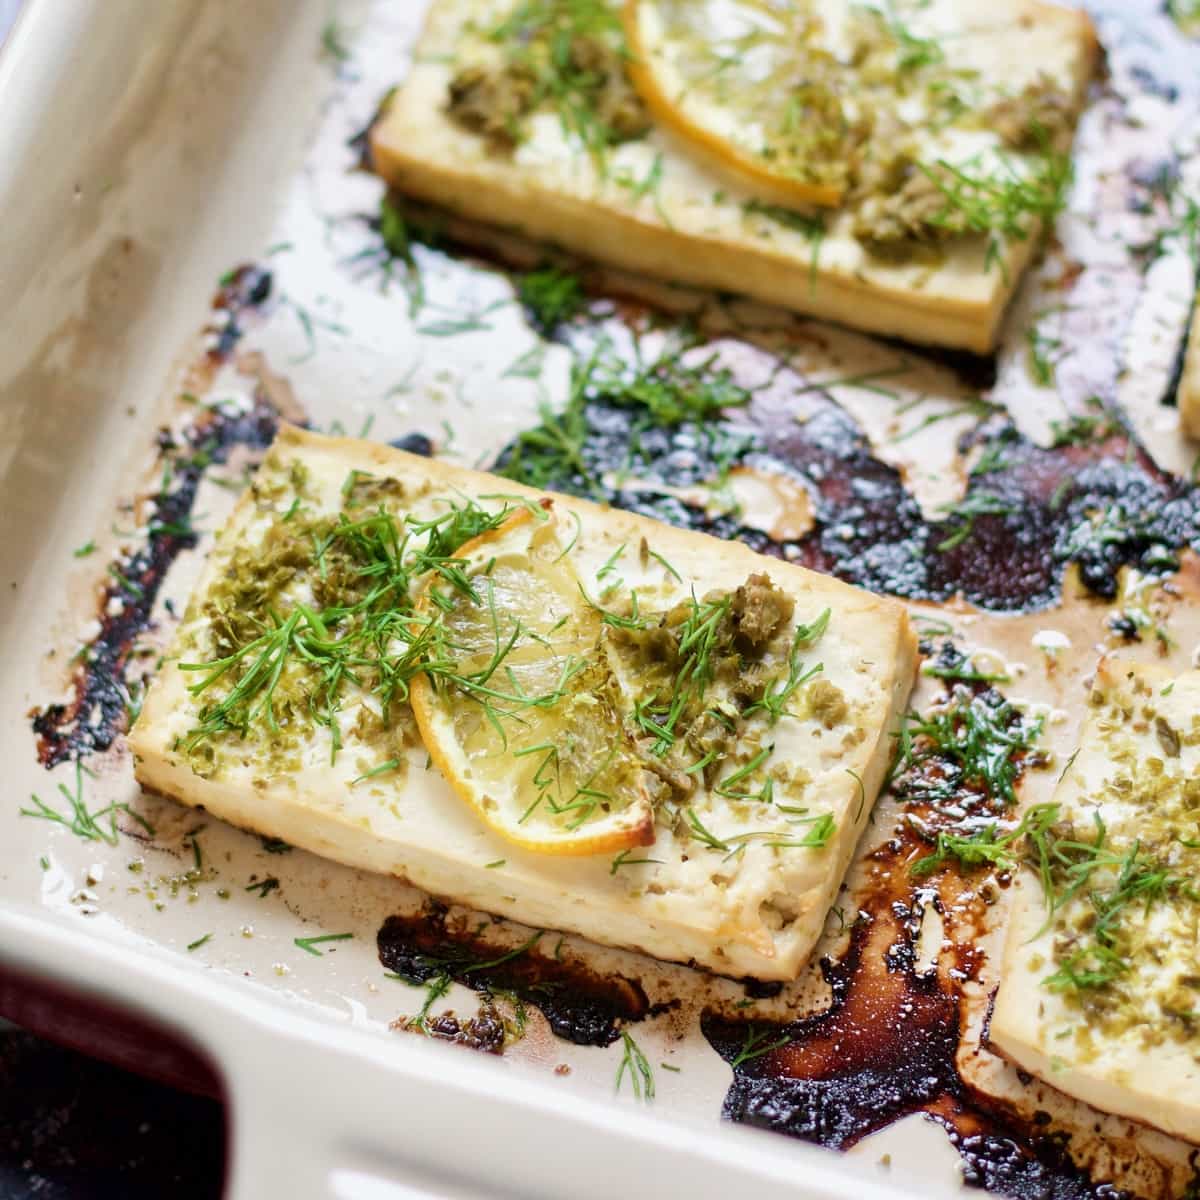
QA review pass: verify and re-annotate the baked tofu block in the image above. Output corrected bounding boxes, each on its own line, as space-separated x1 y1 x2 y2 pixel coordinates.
131 425 917 980
992 660 1200 1142
372 0 1097 352
1180 291 1200 441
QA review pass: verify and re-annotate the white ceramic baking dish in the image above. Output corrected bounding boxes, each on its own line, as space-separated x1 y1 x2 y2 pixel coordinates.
1 3 1196 1198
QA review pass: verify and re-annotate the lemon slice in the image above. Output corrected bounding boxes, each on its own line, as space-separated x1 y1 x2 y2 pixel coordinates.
410 504 656 856
624 0 852 208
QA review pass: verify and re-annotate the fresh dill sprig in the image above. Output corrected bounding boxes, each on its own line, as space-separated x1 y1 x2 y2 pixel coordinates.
615 1030 655 1101
20 761 153 846
935 491 1018 552
516 265 587 335
891 687 1044 807
864 0 944 72
745 608 829 723
729 1023 792 1068
487 0 646 166
1027 813 1195 992
495 334 754 498
294 932 354 957
921 148 1072 269
910 803 1058 877
1047 398 1120 448
610 848 665 874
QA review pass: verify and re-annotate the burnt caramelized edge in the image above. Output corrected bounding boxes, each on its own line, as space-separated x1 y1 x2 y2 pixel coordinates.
699 666 1135 1199
31 267 281 768
378 906 667 1047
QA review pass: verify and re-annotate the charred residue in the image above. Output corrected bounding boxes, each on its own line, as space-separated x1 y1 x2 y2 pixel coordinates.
700 664 1128 1198
490 348 1199 611
378 907 662 1048
31 267 278 768
207 265 273 363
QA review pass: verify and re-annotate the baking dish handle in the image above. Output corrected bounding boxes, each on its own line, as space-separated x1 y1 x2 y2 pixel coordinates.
224 1081 467 1200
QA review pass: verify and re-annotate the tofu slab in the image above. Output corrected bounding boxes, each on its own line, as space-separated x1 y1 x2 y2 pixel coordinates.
131 426 917 980
1180 291 1200 441
991 660 1200 1142
372 0 1097 353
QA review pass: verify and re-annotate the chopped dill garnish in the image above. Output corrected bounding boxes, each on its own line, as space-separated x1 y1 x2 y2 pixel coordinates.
729 1023 792 1068
294 932 354 957
868 0 944 72
645 547 681 581
891 686 1044 808
615 1030 655 1101
935 491 1018 552
1047 398 1120 448
485 0 647 166
684 808 835 855
745 608 829 724
742 200 825 289
630 591 732 754
371 194 435 317
187 934 213 952
495 333 754 499
20 761 153 846
969 442 1012 478
910 803 1058 877
596 542 626 582
516 265 587 335
388 931 545 1033
320 17 350 65
610 848 665 874
1025 319 1062 387
1027 813 1197 992
922 654 1010 685
350 759 401 786
920 148 1073 269
177 494 521 760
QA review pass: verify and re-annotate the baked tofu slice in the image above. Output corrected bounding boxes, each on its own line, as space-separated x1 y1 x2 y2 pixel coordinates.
991 660 1200 1142
131 426 917 980
372 0 1097 353
1180 291 1200 441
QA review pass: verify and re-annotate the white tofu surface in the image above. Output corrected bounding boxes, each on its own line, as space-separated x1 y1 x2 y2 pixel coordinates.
131 425 917 980
372 0 1096 352
992 659 1200 1142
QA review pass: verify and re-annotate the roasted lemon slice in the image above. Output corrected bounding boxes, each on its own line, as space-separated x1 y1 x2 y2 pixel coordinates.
624 0 853 208
410 504 656 856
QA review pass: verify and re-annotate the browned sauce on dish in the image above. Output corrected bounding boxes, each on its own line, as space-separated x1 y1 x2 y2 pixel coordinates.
378 905 667 1048
30 268 279 768
701 725 1123 1199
